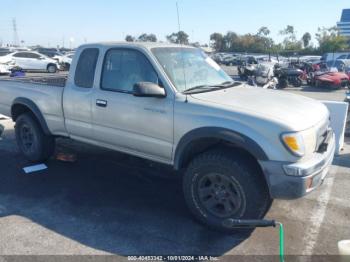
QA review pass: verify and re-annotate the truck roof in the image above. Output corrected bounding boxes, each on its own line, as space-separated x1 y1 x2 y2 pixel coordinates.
78 41 195 51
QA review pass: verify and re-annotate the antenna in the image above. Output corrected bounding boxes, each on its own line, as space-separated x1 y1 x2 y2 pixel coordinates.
12 18 19 47
176 2 181 33
176 2 188 101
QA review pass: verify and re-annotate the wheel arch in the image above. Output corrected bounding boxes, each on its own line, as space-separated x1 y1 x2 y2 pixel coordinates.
11 97 51 135
47 63 57 71
173 127 269 170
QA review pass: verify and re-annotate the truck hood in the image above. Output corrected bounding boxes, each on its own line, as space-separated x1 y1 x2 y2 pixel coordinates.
190 86 328 131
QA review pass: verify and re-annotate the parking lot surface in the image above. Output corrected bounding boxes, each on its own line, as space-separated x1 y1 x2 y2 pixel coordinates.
0 70 349 258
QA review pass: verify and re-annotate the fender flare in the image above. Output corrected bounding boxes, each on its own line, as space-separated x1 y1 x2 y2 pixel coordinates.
173 127 269 170
11 97 51 135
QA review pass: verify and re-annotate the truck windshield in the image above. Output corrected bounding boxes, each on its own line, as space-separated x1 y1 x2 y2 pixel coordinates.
152 47 233 93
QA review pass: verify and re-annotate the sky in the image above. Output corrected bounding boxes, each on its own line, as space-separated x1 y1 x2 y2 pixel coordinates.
0 0 348 48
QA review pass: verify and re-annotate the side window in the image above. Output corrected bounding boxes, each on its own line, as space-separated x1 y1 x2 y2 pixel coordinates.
74 48 99 88
13 52 27 58
27 53 41 59
101 49 158 93
338 55 347 59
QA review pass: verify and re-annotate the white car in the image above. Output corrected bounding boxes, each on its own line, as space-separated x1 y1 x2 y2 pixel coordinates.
0 63 12 74
0 51 60 73
59 53 74 70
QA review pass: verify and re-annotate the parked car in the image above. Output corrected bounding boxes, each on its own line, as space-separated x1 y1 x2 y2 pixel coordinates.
299 56 322 62
345 90 350 103
238 63 256 80
274 64 304 88
211 53 233 64
0 63 12 75
221 55 238 66
36 49 64 62
59 53 74 70
0 48 12 57
247 63 278 89
335 54 350 60
0 51 60 73
312 70 349 89
321 52 350 62
326 59 350 72
0 42 335 232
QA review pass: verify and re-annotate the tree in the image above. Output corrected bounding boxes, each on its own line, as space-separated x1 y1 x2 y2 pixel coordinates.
138 33 157 42
316 26 349 53
209 31 274 53
255 27 274 52
302 32 311 48
125 35 135 42
257 26 271 37
280 25 296 38
166 31 189 45
210 33 224 51
223 31 239 51
279 25 302 51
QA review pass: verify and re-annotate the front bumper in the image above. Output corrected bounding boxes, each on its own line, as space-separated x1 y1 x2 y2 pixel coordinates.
0 65 11 74
318 79 349 89
259 131 335 199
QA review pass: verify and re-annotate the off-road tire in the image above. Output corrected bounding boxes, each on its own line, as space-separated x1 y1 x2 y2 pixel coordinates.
15 113 55 163
183 149 272 233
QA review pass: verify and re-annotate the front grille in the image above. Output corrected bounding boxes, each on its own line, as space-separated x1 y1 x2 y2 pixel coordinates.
315 119 330 152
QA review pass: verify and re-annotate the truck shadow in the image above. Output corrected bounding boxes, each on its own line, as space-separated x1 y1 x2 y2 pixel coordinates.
0 137 249 256
300 86 340 92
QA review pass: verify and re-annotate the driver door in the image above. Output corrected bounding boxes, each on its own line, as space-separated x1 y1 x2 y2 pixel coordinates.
92 48 174 163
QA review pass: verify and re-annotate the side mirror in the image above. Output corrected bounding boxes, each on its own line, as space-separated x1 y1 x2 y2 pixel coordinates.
133 82 166 98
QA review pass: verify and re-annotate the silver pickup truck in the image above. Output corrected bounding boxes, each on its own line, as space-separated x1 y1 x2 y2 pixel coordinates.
0 42 335 232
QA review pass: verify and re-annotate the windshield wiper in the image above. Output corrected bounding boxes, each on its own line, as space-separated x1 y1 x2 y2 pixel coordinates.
182 85 215 94
183 81 237 94
219 81 235 86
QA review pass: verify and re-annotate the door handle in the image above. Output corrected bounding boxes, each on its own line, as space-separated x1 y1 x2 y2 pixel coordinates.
96 99 107 107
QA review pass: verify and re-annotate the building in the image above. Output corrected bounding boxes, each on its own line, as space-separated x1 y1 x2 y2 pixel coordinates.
337 9 350 37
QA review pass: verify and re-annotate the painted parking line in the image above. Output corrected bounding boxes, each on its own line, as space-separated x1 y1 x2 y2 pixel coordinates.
302 165 338 255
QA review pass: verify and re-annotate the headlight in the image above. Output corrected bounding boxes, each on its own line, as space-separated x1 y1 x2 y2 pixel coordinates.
281 132 305 157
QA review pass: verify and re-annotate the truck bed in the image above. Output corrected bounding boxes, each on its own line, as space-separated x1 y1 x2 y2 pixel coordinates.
0 74 68 136
0 74 68 87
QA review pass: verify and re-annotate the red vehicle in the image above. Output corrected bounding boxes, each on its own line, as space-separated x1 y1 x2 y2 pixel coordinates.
311 70 349 89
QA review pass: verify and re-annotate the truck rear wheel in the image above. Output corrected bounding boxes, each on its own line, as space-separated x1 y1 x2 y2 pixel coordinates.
15 113 55 163
183 149 272 233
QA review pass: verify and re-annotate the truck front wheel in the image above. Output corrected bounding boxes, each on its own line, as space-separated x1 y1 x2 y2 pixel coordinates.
183 149 272 233
15 113 55 163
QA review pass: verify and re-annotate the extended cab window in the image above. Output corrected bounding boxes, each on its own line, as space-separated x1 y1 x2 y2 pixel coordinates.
74 48 99 88
101 49 158 93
